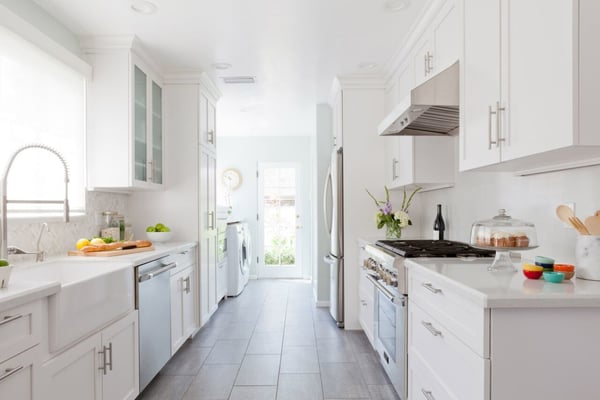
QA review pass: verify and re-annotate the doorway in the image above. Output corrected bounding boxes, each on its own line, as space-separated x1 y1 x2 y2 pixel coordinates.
257 162 303 278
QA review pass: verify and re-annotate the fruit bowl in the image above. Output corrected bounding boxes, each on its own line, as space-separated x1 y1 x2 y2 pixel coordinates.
146 231 173 242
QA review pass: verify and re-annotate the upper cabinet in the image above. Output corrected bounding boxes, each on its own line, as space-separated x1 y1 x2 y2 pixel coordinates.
413 0 459 86
199 93 217 153
460 0 600 174
83 36 164 191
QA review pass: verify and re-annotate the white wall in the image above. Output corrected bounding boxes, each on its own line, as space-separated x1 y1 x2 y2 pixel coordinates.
217 136 313 279
410 137 600 264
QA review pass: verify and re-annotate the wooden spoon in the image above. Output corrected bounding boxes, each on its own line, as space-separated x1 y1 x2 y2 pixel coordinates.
585 214 600 235
556 205 589 234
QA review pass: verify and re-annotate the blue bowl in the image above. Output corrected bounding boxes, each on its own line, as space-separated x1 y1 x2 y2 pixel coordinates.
543 271 565 283
535 255 555 271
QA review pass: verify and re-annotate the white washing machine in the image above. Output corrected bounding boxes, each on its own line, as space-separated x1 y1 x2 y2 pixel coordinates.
226 222 251 296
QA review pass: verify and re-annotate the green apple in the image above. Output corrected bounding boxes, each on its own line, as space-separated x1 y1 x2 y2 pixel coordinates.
146 226 156 232
0 259 9 267
161 226 171 232
155 223 165 230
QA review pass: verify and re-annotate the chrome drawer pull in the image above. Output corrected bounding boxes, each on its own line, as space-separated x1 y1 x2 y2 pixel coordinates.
98 342 113 375
0 314 23 326
421 388 436 400
421 283 442 294
422 321 442 337
0 366 24 382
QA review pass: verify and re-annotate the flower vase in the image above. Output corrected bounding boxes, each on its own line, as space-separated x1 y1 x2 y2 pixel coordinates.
386 224 402 239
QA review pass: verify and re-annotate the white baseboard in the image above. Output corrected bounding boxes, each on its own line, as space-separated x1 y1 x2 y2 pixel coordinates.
249 275 258 280
315 301 330 307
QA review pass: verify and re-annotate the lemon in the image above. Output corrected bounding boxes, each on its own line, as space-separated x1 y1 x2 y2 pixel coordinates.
76 238 90 250
90 238 105 246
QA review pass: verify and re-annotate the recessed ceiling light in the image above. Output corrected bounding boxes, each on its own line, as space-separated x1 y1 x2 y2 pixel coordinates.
212 63 232 71
131 0 157 15
358 62 378 70
222 76 256 84
383 0 410 12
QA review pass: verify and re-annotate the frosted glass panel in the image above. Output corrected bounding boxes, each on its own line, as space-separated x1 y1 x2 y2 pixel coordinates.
134 66 147 182
152 81 162 184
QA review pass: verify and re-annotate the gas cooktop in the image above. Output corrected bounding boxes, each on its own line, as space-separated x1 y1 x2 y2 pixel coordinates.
375 239 495 258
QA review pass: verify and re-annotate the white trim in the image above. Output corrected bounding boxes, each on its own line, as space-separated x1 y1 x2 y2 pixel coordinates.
515 157 600 177
0 5 91 78
163 70 222 101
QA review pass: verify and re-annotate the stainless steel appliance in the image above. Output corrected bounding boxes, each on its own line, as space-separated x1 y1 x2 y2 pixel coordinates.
378 62 459 136
136 256 177 392
363 240 494 399
323 147 344 327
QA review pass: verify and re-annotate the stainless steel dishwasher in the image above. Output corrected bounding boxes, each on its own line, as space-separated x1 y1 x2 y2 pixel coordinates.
136 256 176 392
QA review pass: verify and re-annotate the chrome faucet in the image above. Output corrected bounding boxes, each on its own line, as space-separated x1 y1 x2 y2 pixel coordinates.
0 144 70 260
7 222 49 262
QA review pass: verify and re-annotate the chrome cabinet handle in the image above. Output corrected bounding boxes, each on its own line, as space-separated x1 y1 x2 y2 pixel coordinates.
0 366 24 382
496 101 506 147
488 105 497 149
147 160 153 182
184 276 191 294
98 342 113 375
421 388 436 400
422 321 442 337
207 130 214 144
392 158 399 180
426 52 434 73
424 54 428 75
421 283 442 294
0 314 23 326
208 211 215 230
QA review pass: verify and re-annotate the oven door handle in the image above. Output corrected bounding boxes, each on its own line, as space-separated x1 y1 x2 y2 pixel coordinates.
366 274 398 303
138 262 177 282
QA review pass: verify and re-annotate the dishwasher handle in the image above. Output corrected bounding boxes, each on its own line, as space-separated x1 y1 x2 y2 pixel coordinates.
138 262 177 282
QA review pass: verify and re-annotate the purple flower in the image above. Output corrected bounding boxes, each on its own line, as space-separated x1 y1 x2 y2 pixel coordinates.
381 201 392 215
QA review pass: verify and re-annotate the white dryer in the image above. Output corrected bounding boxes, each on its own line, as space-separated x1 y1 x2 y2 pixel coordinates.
226 222 250 296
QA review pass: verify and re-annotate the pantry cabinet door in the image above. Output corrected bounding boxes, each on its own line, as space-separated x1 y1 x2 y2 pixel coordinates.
499 0 575 162
459 0 502 171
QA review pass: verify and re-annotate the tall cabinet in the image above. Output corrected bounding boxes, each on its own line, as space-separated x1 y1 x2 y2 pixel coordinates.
160 73 221 327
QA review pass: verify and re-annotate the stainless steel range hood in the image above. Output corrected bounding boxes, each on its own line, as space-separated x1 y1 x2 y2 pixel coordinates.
378 62 459 136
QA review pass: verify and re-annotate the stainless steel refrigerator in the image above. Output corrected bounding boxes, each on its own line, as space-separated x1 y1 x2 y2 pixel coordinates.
323 147 344 328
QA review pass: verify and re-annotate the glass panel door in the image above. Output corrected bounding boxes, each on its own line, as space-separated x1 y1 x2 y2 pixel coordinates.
258 163 302 278
151 81 162 184
134 66 147 182
377 290 397 362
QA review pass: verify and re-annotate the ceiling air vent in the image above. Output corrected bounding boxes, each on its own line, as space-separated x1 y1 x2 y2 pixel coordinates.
222 76 256 84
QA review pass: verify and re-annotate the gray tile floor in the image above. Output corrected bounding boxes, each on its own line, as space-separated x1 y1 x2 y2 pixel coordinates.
138 279 399 400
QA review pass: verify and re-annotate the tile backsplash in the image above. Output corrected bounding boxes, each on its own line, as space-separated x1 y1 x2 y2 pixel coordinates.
7 191 129 262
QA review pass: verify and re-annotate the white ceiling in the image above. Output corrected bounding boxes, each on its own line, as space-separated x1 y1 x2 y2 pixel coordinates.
33 0 427 136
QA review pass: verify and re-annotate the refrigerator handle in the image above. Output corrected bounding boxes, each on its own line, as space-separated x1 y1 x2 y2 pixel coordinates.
323 166 332 236
323 254 336 264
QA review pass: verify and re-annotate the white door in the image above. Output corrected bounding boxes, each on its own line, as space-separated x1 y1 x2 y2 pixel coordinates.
257 163 303 278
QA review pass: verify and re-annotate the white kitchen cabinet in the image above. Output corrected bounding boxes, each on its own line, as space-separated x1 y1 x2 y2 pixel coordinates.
385 135 455 192
460 0 600 174
83 37 164 190
42 311 139 400
0 345 40 400
199 148 218 325
0 300 42 364
408 263 600 399
413 0 459 86
216 259 228 302
170 264 197 354
358 268 375 346
198 93 217 152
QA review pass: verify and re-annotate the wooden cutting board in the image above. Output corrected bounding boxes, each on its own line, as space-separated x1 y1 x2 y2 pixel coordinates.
68 246 155 257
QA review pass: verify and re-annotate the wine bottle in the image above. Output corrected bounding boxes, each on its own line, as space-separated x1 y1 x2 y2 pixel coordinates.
433 204 445 240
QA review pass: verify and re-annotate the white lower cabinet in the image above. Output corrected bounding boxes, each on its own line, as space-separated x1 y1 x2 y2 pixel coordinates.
170 265 197 354
0 345 40 400
358 268 375 346
42 311 139 400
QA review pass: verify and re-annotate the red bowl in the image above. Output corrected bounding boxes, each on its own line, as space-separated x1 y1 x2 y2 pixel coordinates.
523 269 543 279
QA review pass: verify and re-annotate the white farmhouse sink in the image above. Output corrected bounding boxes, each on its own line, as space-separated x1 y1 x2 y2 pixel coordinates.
13 259 134 352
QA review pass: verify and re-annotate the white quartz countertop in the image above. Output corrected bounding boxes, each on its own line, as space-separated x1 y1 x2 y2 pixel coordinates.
406 258 600 308
0 241 196 311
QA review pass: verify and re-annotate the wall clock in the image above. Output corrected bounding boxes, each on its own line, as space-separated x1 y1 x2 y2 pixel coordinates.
222 168 242 190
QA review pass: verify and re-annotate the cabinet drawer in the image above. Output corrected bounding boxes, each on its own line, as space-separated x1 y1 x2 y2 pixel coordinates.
409 268 488 356
0 300 42 363
359 269 375 301
0 344 39 400
168 247 196 275
409 349 457 400
409 301 489 400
